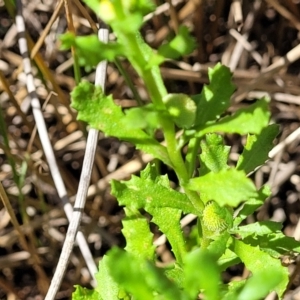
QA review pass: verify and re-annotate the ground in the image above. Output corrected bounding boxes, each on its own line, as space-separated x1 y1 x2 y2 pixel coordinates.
1 0 300 299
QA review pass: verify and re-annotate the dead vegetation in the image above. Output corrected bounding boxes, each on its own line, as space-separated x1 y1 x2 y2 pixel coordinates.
1 0 300 299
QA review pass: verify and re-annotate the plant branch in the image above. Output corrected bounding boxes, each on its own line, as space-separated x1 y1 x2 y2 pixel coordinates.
117 30 204 211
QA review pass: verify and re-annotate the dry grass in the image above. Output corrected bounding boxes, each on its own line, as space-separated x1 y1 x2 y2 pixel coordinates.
1 0 300 299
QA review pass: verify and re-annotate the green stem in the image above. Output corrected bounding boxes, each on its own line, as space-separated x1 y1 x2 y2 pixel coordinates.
161 118 189 181
185 137 201 178
117 32 166 106
161 115 203 212
114 27 204 212
114 58 143 106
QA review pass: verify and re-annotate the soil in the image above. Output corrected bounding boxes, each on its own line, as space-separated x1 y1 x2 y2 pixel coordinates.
1 0 300 299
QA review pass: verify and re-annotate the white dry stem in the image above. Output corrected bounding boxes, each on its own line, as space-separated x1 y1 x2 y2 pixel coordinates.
44 28 109 300
14 0 107 297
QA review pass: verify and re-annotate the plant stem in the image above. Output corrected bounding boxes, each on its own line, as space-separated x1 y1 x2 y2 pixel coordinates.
117 30 204 212
186 137 201 178
114 58 144 106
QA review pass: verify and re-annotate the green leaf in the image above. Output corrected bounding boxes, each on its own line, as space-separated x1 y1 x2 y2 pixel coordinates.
237 124 279 174
106 248 186 300
164 264 184 288
72 285 100 300
231 221 282 239
192 63 235 126
183 249 221 300
233 239 289 299
60 33 124 68
128 0 155 15
124 104 161 131
196 98 270 137
106 249 154 300
199 133 230 175
222 280 245 300
112 13 144 33
187 169 258 207
234 185 271 226
122 207 155 260
111 168 198 215
111 165 193 263
84 0 154 29
95 256 119 300
163 93 197 129
149 207 186 264
71 81 171 165
243 231 300 258
158 26 196 60
236 269 285 300
185 224 201 251
218 248 240 271
207 231 231 259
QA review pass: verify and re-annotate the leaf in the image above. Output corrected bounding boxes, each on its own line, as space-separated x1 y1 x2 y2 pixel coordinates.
243 231 300 258
222 280 245 300
111 169 198 215
149 207 186 264
106 249 154 300
163 93 197 129
106 248 186 300
128 0 155 15
84 0 154 30
199 133 230 175
185 224 201 251
237 124 279 174
207 231 231 259
233 239 289 299
231 221 282 239
218 248 240 271
124 104 161 131
164 265 185 288
187 169 258 207
122 207 155 260
236 269 285 300
72 285 100 300
234 185 271 226
158 26 196 60
95 256 119 300
71 81 171 165
60 33 124 68
192 63 235 127
111 165 193 263
196 98 270 137
183 249 221 300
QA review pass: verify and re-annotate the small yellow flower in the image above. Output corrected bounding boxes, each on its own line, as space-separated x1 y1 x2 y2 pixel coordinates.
99 0 117 23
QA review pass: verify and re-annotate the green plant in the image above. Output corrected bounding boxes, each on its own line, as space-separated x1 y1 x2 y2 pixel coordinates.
61 1 300 299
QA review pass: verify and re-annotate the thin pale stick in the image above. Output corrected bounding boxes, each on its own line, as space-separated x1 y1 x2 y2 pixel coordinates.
15 0 98 289
228 0 261 71
30 0 64 59
229 28 262 66
233 42 300 103
231 0 243 31
45 28 109 300
269 127 300 159
144 0 184 22
72 0 98 32
265 0 300 31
